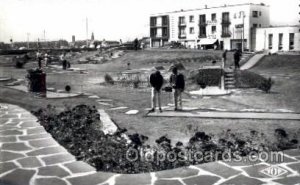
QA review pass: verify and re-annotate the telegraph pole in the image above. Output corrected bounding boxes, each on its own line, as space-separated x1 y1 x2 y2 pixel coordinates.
27 33 30 49
242 11 245 52
86 17 89 47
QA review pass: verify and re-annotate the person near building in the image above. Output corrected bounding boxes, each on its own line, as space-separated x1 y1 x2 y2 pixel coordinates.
149 70 164 113
169 67 185 111
234 49 242 69
222 49 227 68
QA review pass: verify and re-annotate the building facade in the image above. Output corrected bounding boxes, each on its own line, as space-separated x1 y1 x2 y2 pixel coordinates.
150 3 270 51
255 26 300 53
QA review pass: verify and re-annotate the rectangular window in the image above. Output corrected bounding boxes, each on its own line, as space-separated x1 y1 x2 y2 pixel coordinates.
289 33 295 50
150 28 157 37
189 15 194 23
179 27 186 35
268 34 273 49
162 28 168 37
259 11 262 16
179 16 186 25
222 12 230 24
211 13 216 21
253 24 258 28
190 27 194 34
252 11 258 18
221 12 230 37
259 24 261 27
150 17 157 26
278 33 283 50
162 16 168 26
199 14 206 25
211 26 216 33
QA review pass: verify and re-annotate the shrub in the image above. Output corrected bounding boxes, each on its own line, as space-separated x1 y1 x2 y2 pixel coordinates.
258 77 273 93
15 60 25 68
104 73 114 85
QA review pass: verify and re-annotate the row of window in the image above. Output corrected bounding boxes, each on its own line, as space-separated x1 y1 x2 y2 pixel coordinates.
178 26 217 35
178 10 261 24
268 33 295 50
179 13 226 24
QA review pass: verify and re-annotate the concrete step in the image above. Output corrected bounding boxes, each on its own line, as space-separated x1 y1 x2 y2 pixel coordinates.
225 74 235 77
225 81 235 84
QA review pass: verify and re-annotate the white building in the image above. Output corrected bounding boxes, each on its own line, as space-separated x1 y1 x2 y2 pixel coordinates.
254 25 300 53
150 3 270 51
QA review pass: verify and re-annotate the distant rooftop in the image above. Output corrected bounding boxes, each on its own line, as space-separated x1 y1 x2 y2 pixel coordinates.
151 3 269 16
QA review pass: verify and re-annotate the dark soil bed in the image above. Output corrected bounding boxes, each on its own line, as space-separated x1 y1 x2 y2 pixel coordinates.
32 104 299 174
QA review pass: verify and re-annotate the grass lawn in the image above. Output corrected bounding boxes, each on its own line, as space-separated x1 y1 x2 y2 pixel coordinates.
1 50 300 146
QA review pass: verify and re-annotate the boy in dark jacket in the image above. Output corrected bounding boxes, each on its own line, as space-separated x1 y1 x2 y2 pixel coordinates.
149 70 164 112
169 67 185 111
234 49 242 69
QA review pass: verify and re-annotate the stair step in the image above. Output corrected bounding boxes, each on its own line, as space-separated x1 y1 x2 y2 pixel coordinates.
226 85 235 87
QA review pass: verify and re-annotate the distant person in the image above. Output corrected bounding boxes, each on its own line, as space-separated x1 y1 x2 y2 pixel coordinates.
36 51 42 69
169 67 185 111
222 49 227 68
149 70 164 113
134 38 139 51
60 52 67 70
44 53 49 66
234 49 242 69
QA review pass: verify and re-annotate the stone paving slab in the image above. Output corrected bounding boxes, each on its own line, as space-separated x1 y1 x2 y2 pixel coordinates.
147 110 300 120
38 165 71 177
196 161 242 178
64 161 96 173
66 172 115 185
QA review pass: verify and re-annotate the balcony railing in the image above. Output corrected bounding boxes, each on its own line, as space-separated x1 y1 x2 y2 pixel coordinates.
151 34 169 39
199 34 207 38
199 22 207 26
221 19 231 25
178 34 187 39
178 21 186 26
221 32 231 37
151 23 169 27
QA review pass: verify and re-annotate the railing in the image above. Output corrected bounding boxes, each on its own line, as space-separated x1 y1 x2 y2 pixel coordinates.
221 32 231 37
178 21 186 26
221 19 231 25
178 34 187 39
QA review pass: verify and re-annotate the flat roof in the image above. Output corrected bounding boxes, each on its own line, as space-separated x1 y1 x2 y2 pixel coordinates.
257 25 300 29
151 3 269 16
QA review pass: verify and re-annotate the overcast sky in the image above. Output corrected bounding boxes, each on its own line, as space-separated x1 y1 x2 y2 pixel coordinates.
0 0 298 43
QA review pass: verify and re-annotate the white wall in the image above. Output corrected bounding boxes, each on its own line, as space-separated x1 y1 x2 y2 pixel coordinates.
255 26 300 52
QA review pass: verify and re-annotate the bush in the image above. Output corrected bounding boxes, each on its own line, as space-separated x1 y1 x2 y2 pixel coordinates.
104 73 114 85
15 60 25 68
258 77 273 93
190 68 222 87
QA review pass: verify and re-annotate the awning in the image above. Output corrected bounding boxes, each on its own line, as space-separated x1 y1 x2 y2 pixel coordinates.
199 39 218 45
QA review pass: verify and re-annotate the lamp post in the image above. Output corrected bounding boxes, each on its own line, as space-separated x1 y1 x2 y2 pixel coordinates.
241 11 245 52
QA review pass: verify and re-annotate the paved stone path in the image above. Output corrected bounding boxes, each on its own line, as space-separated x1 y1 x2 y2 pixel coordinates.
240 53 266 70
147 110 300 120
1 103 300 185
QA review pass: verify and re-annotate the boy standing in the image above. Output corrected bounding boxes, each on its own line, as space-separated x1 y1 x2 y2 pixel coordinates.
149 70 164 112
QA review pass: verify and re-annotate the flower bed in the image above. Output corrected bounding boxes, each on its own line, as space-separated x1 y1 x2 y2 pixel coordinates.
32 104 299 174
